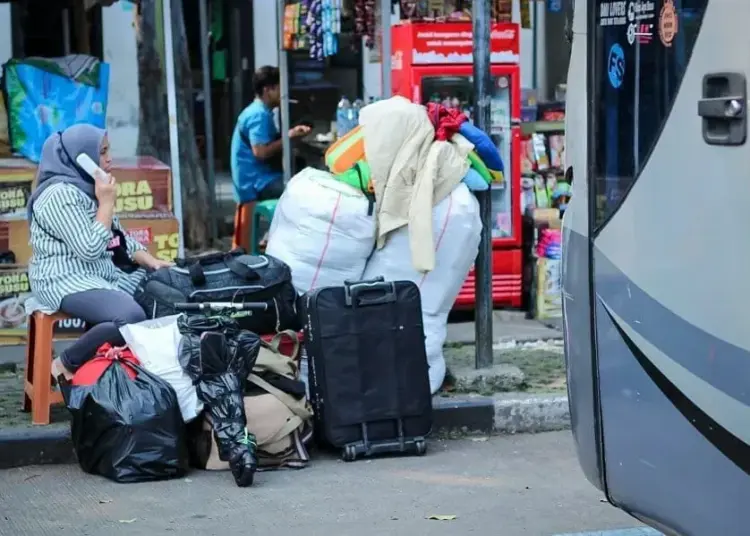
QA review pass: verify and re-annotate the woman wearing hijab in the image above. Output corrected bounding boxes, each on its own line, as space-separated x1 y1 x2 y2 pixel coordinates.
28 124 173 381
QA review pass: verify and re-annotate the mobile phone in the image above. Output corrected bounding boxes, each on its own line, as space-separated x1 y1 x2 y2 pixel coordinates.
75 153 107 182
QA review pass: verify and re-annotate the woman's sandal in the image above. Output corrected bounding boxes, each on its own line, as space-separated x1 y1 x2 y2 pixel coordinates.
50 358 72 388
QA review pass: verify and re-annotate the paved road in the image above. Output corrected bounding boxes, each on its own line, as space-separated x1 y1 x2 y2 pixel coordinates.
0 432 644 536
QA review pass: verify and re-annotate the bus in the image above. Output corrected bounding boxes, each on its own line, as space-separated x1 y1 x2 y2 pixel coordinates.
561 0 748 534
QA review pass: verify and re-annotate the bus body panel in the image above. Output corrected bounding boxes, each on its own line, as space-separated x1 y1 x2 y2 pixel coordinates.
561 0 605 493
565 0 750 533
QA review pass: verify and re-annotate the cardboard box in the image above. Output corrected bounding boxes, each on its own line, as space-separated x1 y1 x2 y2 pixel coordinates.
0 159 35 221
0 220 30 264
110 157 173 217
0 217 180 343
0 265 85 342
121 216 180 262
0 156 173 221
535 258 562 320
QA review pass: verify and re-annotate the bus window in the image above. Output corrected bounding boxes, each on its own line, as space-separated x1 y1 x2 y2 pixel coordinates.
592 0 708 228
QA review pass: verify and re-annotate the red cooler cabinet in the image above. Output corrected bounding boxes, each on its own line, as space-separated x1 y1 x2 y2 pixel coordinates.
391 21 523 309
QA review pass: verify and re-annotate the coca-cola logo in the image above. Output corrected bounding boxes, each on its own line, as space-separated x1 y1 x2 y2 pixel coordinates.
491 29 516 39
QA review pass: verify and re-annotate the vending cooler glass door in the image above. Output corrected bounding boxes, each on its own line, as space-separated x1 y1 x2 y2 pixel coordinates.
420 74 513 239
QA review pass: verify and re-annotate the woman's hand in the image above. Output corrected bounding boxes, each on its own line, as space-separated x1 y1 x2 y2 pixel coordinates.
148 258 175 270
133 250 174 271
94 172 117 207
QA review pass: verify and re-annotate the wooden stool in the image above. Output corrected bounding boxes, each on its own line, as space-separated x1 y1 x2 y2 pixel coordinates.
22 311 66 425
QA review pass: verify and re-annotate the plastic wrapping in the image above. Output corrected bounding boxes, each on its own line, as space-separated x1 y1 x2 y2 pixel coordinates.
423 312 449 394
266 167 376 294
120 315 203 422
177 315 261 487
362 183 481 315
64 345 188 483
2 56 109 162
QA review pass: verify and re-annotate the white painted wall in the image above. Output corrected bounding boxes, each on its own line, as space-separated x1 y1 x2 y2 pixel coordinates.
0 4 12 67
102 2 140 157
253 0 279 68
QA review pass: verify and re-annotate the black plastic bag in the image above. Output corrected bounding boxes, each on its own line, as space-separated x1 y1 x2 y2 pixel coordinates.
197 372 257 486
178 314 261 487
64 349 188 483
177 315 260 381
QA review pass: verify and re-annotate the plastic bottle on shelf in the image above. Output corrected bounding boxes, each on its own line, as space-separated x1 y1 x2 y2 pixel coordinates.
336 96 351 137
352 98 364 127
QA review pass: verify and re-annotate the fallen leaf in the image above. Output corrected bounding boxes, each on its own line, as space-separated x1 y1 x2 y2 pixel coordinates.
427 515 457 521
184 478 193 483
99 499 112 504
118 519 137 524
470 437 488 442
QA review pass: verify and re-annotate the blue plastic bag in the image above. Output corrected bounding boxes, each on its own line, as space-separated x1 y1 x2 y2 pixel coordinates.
2 56 109 162
461 168 490 191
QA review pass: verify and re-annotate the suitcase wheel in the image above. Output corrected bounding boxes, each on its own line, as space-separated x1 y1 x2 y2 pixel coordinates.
414 439 427 456
342 445 357 462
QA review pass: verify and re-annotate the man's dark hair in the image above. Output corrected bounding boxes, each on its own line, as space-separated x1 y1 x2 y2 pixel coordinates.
253 66 280 97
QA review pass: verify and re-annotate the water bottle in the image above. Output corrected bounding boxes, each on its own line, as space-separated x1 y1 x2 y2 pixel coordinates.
336 96 351 137
352 98 364 127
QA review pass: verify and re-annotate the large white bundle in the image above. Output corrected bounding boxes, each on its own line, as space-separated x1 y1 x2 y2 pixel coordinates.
423 312 449 394
266 167 376 294
363 183 480 394
363 183 481 315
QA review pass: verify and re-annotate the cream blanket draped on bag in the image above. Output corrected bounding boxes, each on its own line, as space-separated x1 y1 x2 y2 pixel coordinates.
358 96 471 272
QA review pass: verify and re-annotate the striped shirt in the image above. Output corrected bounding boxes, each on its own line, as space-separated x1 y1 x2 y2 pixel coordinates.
29 183 147 311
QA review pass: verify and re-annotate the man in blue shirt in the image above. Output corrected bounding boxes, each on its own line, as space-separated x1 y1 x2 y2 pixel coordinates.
231 65 309 250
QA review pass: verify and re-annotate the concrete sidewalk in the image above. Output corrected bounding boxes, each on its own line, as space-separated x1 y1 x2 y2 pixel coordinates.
0 432 641 536
447 311 562 345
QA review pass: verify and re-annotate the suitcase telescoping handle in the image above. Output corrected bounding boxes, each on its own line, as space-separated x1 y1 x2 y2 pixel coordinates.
343 277 397 307
173 302 268 313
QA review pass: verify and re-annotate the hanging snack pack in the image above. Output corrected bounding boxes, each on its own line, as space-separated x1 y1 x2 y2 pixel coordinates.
64 344 188 483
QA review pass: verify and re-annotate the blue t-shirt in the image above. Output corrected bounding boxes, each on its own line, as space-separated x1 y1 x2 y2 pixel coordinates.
230 99 282 203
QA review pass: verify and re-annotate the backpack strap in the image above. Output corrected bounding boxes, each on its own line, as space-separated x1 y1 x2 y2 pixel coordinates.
247 372 312 421
176 252 260 287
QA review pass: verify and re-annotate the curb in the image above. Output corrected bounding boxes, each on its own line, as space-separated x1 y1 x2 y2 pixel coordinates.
445 335 564 347
432 395 496 434
0 394 570 469
493 393 570 434
0 425 75 470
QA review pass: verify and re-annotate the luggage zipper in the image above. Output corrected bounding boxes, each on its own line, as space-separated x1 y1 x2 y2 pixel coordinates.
189 285 266 298
273 297 281 332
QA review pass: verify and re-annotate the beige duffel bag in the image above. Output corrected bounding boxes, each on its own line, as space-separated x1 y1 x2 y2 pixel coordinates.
190 331 313 470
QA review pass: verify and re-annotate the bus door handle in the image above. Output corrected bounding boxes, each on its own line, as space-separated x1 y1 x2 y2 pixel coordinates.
698 72 746 146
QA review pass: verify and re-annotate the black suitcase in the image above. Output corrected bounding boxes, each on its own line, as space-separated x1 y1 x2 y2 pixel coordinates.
300 277 432 461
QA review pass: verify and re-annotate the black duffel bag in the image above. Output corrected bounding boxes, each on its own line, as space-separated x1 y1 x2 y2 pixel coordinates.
134 250 298 333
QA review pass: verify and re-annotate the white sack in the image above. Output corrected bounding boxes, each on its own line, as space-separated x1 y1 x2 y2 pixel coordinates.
266 167 376 294
362 183 481 315
423 312 448 394
120 316 203 422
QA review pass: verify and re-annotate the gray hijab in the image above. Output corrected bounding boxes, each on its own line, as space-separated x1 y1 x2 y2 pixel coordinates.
27 124 106 219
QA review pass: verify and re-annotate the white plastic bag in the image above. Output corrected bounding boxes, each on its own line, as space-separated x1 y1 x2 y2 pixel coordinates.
120 316 203 422
424 312 448 394
266 167 376 294
362 183 481 315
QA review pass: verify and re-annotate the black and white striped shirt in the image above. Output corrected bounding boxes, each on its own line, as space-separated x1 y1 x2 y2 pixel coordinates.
29 183 146 311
